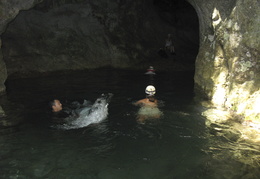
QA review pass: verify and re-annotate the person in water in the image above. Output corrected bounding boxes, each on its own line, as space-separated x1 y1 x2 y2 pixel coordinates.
49 94 112 128
49 99 76 122
50 99 62 112
165 33 175 54
133 85 162 123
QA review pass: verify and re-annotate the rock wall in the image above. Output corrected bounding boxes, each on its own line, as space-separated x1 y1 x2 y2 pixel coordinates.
1 0 191 77
188 0 260 122
0 39 6 95
0 0 43 94
0 0 198 87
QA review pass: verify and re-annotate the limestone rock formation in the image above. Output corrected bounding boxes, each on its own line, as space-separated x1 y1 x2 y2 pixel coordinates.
188 0 260 122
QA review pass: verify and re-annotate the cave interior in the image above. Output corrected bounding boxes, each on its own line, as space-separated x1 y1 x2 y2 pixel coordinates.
1 0 199 79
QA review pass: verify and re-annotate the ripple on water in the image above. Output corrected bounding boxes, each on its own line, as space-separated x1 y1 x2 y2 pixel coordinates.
0 69 259 178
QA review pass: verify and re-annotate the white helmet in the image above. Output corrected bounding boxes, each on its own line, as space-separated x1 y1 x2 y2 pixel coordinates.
145 85 156 95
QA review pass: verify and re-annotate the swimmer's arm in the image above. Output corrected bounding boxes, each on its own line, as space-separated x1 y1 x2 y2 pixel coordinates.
133 101 140 106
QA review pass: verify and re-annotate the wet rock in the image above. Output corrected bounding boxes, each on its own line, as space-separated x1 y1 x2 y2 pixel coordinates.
0 51 7 95
222 129 241 142
190 0 260 123
202 108 232 125
0 105 5 117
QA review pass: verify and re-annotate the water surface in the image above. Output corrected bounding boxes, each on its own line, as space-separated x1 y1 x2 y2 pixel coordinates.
0 68 259 179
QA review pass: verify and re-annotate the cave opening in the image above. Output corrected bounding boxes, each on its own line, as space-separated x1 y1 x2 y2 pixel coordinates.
152 0 199 63
1 0 199 79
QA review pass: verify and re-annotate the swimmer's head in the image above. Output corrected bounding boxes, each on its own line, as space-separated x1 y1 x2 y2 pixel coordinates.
145 85 156 95
50 99 62 112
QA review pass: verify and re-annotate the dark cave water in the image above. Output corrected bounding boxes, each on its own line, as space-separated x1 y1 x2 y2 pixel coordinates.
0 68 259 179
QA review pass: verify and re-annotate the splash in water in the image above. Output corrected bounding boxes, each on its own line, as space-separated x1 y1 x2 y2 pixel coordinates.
56 93 113 130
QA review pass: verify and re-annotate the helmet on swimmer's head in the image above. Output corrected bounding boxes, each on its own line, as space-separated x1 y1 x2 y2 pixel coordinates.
145 85 156 95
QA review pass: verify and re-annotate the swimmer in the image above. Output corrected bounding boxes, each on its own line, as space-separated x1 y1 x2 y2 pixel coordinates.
165 34 175 54
133 85 162 123
49 99 75 122
145 66 156 75
50 99 62 112
50 93 113 129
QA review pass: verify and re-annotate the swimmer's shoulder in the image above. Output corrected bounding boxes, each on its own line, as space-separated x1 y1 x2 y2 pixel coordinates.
51 110 71 121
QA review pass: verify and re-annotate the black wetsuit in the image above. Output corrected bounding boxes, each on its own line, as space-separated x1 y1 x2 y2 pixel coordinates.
51 107 75 124
51 100 91 123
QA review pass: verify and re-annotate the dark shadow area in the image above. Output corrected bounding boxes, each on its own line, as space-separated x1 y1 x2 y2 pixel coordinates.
153 0 199 63
1 0 199 79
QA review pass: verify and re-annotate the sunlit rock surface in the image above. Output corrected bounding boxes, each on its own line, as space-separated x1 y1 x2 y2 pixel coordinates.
189 0 260 123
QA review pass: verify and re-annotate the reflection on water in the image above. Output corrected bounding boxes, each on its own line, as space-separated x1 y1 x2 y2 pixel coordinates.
0 68 259 178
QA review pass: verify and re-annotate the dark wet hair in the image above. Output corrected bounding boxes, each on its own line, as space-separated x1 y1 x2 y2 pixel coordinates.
49 99 57 109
